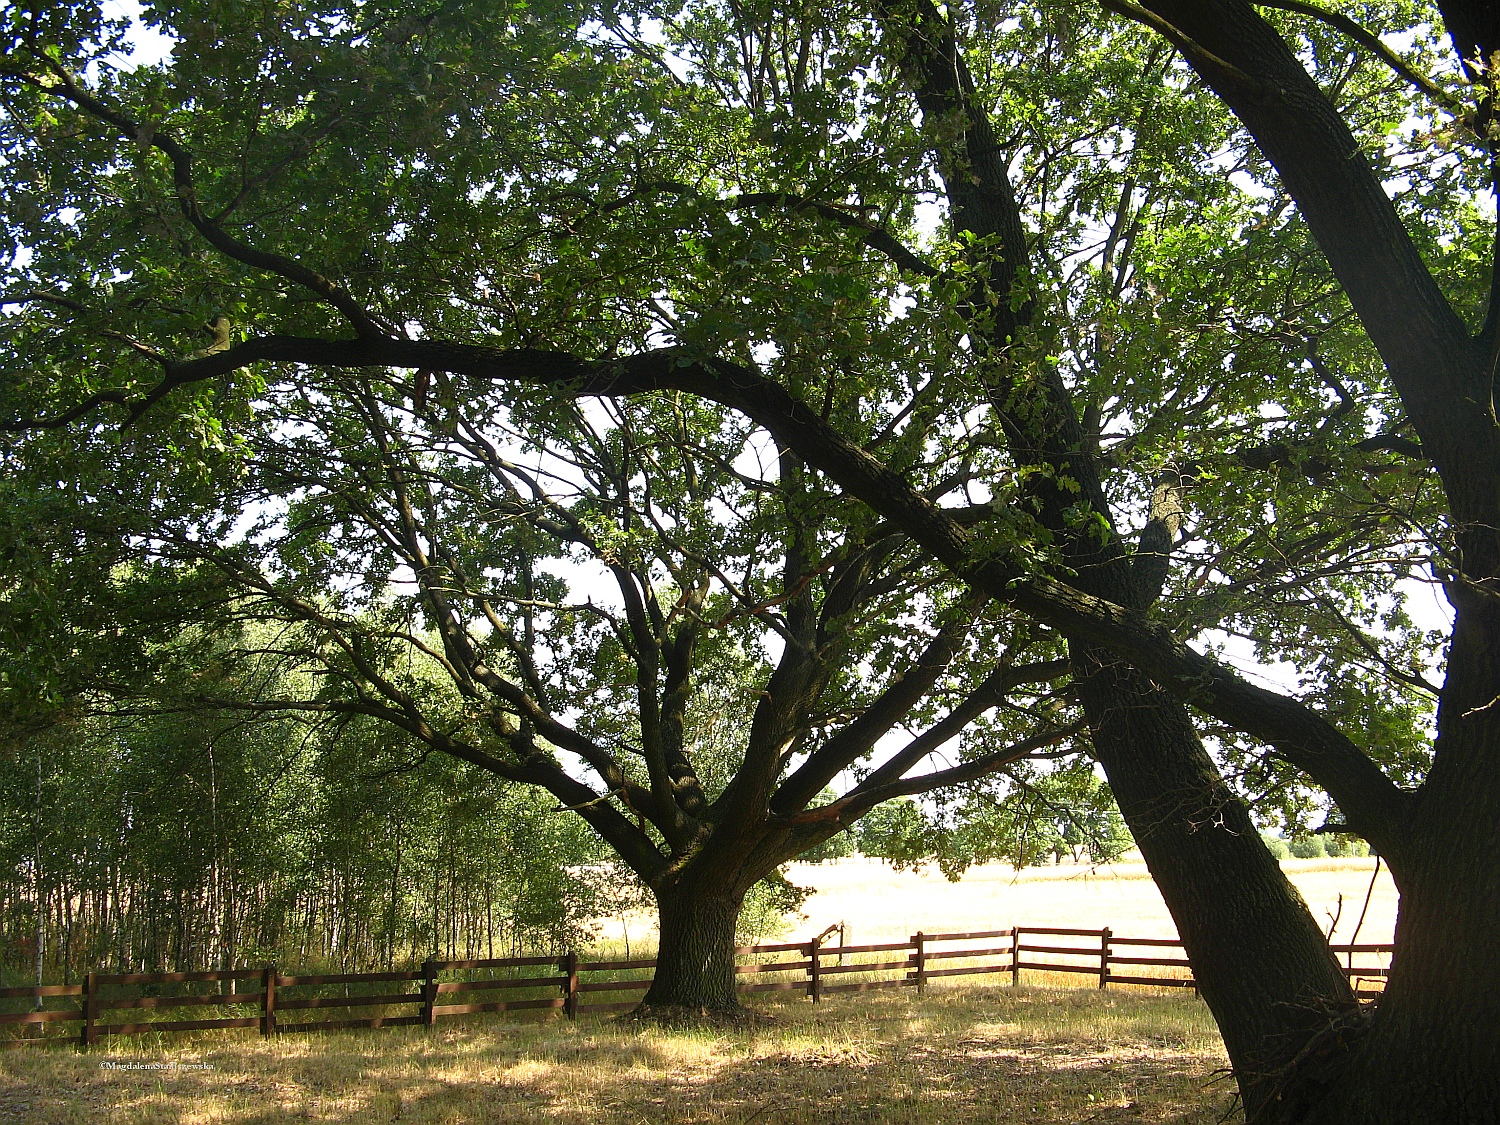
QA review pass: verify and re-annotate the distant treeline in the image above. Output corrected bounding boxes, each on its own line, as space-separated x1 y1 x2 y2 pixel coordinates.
0 705 632 983
1 701 1135 984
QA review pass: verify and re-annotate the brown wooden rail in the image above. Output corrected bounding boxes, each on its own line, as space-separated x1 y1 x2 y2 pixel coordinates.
1 923 1394 1047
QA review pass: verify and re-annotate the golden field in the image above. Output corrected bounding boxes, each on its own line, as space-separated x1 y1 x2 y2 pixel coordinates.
596 856 1398 951
781 856 1397 947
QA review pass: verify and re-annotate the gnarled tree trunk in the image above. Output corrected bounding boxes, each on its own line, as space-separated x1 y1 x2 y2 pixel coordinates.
1300 594 1500 1123
638 872 745 1015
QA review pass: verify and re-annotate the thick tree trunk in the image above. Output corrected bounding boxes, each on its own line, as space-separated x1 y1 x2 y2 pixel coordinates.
1303 597 1500 1123
1074 646 1355 1121
1318 847 1500 1121
1100 10 1500 1112
639 876 744 1014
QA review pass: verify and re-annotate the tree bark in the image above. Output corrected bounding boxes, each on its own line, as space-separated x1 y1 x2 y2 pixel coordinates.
1295 594 1500 1123
639 875 745 1014
1074 647 1355 1121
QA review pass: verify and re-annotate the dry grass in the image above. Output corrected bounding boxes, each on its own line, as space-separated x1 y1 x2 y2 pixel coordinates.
0 984 1232 1124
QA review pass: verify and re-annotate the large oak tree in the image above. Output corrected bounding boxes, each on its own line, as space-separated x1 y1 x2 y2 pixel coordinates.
145 369 1080 1013
2 0 1495 1118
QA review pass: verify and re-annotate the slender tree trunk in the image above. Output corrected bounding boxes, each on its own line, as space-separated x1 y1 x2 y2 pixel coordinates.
639 876 744 1014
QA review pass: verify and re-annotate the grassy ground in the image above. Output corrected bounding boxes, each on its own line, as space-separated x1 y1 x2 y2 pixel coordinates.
5 859 1387 1122
0 984 1232 1124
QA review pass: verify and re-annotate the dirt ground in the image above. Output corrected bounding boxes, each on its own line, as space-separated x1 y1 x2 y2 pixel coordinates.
0 984 1233 1124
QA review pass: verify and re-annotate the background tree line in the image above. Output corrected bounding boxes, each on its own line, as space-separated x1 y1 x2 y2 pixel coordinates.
0 697 622 981
0 659 1137 983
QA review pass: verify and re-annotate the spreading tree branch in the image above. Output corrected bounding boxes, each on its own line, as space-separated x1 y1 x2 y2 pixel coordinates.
75 329 1412 856
1252 0 1466 116
791 721 1086 828
1 58 387 339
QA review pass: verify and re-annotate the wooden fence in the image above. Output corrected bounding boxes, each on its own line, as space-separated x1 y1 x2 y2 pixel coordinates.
0 924 1394 1048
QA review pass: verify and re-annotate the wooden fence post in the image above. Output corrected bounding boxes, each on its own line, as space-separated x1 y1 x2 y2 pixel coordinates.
808 935 822 1003
564 951 579 1019
261 965 276 1037
1011 928 1021 988
81 971 97 1048
1099 928 1111 989
422 959 438 1027
912 932 926 994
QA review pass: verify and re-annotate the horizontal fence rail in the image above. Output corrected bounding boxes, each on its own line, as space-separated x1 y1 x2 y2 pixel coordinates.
1 923 1394 1048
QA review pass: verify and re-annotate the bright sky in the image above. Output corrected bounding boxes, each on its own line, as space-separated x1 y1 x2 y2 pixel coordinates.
101 0 174 67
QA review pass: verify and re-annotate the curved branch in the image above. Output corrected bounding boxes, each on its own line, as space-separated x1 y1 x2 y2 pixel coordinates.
2 388 131 431
844 658 1073 800
593 180 939 277
731 192 940 277
18 329 1414 856
793 721 1086 827
772 611 980 814
4 60 386 338
1097 0 1265 95
1252 0 1468 117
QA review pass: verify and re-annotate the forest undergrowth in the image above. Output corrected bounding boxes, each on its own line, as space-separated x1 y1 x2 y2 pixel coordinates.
0 984 1230 1124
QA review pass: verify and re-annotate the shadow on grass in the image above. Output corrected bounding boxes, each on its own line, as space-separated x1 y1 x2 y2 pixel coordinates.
0 985 1237 1125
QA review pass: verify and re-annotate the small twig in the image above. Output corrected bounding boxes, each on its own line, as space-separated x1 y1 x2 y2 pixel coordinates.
1347 855 1382 974
735 1103 791 1125
1324 893 1344 943
551 788 626 813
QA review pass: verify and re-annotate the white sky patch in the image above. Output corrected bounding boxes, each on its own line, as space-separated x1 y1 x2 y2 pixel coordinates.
1399 574 1454 636
101 0 176 68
